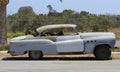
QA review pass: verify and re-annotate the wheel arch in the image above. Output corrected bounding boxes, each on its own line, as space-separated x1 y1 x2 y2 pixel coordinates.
28 50 44 60
93 44 111 54
93 44 112 60
27 50 43 56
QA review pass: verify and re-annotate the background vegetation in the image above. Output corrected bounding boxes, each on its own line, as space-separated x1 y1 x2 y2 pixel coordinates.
6 6 120 36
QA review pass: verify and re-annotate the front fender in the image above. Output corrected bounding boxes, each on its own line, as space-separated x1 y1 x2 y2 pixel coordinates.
84 36 116 53
95 37 116 49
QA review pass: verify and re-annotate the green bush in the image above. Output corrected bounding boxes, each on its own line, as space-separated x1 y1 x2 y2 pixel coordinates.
113 48 120 52
7 32 24 38
0 44 9 51
13 32 24 37
115 33 120 39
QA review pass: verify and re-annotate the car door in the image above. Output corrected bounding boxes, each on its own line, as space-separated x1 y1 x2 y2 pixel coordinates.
56 28 84 53
56 35 84 53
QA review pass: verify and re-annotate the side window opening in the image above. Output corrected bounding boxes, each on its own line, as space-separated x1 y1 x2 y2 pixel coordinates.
40 27 78 37
63 27 78 35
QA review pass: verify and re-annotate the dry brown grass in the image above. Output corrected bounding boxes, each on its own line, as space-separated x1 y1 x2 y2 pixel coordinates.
112 54 120 59
109 27 120 39
109 27 120 34
0 44 9 51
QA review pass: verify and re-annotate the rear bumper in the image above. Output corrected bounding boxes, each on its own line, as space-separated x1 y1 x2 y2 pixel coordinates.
8 51 17 56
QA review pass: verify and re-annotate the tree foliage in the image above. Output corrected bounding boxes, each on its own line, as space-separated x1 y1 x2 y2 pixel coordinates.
7 6 120 35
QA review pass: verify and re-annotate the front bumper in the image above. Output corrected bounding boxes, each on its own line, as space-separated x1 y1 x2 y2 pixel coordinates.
114 45 119 49
115 46 118 49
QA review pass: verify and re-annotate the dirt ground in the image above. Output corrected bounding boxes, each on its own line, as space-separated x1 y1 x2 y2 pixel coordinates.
109 27 120 34
0 52 120 60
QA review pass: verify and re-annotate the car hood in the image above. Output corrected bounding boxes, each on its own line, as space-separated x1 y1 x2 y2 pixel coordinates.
79 32 115 39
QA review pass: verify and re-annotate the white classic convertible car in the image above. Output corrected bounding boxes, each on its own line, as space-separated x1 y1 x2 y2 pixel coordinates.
8 24 116 60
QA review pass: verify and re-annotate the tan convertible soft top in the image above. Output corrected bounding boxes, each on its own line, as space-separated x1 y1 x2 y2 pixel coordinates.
36 24 76 33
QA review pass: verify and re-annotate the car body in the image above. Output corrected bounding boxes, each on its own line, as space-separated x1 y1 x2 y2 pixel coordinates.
8 24 116 60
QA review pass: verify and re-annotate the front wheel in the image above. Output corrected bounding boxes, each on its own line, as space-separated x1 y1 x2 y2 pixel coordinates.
29 51 43 60
94 45 111 60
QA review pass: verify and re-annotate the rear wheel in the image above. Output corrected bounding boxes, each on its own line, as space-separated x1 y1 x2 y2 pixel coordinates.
94 45 111 60
29 51 43 60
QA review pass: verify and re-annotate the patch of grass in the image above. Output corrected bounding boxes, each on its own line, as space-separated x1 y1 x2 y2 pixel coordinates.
7 32 25 38
112 47 120 52
0 44 9 51
115 33 120 39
